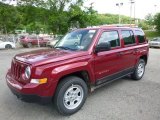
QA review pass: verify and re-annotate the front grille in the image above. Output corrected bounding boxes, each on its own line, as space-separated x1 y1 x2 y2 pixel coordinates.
11 60 23 80
152 43 158 45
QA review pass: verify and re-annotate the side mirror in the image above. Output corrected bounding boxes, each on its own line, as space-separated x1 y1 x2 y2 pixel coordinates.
95 42 111 53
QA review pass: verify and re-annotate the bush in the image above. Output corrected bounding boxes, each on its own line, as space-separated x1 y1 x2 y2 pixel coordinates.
144 30 160 40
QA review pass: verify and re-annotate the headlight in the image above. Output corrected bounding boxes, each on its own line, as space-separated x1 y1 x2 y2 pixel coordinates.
25 66 31 79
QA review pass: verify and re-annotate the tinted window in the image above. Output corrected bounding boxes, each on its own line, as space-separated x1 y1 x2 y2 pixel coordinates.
98 31 120 47
135 30 145 43
29 36 37 39
20 36 25 39
121 30 135 45
152 38 160 42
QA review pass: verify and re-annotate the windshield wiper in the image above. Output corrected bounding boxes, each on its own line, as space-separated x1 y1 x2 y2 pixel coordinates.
54 46 76 51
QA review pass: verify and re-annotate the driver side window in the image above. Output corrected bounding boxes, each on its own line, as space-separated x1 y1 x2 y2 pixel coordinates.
98 31 120 48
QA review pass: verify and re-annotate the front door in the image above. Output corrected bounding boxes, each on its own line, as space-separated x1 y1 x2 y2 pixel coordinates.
94 30 124 85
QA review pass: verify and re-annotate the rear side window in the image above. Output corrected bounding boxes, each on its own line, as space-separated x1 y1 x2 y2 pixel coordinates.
121 30 135 45
98 31 120 48
135 30 145 43
29 36 37 39
20 36 25 39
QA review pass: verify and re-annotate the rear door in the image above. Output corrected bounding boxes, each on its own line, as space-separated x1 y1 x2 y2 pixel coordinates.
120 30 137 69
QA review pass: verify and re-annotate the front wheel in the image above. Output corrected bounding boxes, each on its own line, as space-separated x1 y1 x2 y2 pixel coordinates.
54 76 88 115
131 59 146 80
5 44 12 49
27 43 32 48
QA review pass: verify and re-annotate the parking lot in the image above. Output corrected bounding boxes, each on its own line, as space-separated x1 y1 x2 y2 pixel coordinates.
0 48 160 120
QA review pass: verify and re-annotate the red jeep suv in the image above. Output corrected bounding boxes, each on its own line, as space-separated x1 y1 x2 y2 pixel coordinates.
6 26 149 115
20 35 49 48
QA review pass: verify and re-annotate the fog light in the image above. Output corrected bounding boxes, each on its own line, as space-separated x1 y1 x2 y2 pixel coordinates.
30 78 47 84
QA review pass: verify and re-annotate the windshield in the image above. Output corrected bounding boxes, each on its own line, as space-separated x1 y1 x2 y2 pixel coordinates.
54 29 97 51
152 38 160 42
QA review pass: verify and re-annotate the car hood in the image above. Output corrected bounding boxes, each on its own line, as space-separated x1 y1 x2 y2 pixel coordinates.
15 49 87 66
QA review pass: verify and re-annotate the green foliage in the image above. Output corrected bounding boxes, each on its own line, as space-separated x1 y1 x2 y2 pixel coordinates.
138 20 150 30
144 30 160 40
1 0 158 35
0 2 19 33
145 13 154 26
96 14 130 25
154 13 160 33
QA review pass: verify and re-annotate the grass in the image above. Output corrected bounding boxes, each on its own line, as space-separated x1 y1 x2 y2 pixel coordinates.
144 30 160 40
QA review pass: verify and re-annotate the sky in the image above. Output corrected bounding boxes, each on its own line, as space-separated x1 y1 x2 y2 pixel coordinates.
1 0 160 19
84 0 160 19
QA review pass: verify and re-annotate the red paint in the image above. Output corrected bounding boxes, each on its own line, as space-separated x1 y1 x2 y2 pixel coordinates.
20 36 49 46
6 27 149 99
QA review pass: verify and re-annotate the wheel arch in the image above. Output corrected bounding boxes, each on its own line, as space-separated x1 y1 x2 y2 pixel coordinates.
139 54 148 64
57 70 91 88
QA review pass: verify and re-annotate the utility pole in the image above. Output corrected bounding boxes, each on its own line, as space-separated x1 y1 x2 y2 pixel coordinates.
134 1 136 24
154 5 157 15
116 3 123 24
129 0 135 26
89 2 94 27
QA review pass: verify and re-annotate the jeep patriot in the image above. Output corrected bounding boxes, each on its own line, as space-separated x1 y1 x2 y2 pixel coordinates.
6 26 149 115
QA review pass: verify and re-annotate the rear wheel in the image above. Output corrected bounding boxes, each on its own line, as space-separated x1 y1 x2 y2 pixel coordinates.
27 43 32 48
22 45 26 48
131 59 146 80
54 76 88 116
5 44 12 49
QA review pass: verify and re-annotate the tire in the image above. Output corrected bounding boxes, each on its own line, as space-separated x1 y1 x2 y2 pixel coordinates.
43 44 46 47
5 44 12 49
27 43 32 48
54 76 88 116
131 59 146 80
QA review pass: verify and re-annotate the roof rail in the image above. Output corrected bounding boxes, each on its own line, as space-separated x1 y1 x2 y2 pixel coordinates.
87 24 139 28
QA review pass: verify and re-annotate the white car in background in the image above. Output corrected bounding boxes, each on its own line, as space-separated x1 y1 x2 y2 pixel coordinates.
149 37 160 48
0 40 15 49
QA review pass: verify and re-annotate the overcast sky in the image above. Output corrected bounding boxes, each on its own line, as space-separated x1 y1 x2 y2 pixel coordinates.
84 0 160 19
2 0 160 19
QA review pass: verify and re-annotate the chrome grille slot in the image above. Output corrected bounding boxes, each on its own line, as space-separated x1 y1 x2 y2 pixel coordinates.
152 43 158 45
11 60 23 80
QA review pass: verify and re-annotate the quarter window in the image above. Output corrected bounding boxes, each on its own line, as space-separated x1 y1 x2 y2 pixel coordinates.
121 30 135 45
135 30 145 43
98 31 120 48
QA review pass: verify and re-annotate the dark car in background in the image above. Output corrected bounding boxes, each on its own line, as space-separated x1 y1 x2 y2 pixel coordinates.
20 35 49 48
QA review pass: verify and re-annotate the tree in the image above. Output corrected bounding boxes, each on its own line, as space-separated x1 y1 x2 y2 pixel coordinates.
154 13 160 33
145 13 154 26
0 2 19 34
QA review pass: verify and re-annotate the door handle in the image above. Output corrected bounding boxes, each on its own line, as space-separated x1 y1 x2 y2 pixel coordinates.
134 48 138 52
133 48 139 54
117 52 123 56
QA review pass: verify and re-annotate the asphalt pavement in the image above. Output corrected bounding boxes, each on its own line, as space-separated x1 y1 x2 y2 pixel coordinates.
0 48 160 120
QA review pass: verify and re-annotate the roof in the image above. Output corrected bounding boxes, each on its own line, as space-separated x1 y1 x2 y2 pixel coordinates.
75 26 142 31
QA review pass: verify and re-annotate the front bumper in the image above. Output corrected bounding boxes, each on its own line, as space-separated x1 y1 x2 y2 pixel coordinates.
6 72 52 104
149 44 160 48
8 85 51 104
